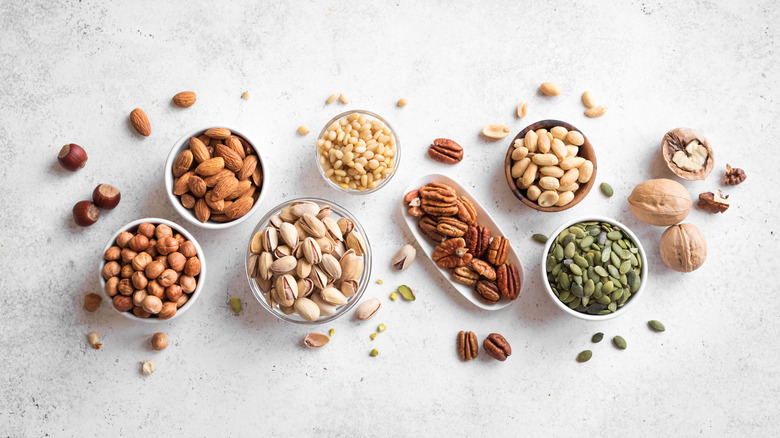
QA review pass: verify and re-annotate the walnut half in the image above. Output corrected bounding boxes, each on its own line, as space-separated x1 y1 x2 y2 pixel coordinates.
698 190 729 214
662 128 714 181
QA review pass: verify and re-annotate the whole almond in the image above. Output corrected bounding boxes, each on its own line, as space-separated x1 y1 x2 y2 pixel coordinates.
189 137 210 163
173 150 193 177
172 91 196 108
195 157 225 176
173 171 193 195
226 136 246 159
216 144 244 172
204 169 233 187
251 167 263 187
237 155 258 180
539 82 562 96
226 179 252 200
585 105 607 118
204 190 225 212
204 128 231 139
225 196 254 219
194 198 211 223
188 175 207 198
212 175 239 201
130 108 151 136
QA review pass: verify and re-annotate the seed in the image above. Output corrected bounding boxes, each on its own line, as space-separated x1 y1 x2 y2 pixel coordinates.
297 125 310 135
378 323 387 333
648 320 666 332
397 98 408 107
577 350 592 362
532 233 548 244
398 285 415 301
339 94 349 104
613 336 627 350
370 349 379 357
370 333 377 340
390 291 398 301
329 328 335 337
326 94 338 104
600 182 614 197
591 332 604 343
229 297 242 314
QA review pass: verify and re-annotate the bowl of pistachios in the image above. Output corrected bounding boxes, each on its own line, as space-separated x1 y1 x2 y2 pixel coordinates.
540 216 648 320
245 198 372 324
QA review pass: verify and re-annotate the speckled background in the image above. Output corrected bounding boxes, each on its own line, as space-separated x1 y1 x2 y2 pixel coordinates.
1 0 777 436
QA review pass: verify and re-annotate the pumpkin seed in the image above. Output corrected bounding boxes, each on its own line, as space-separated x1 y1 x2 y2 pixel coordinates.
613 336 627 350
579 236 594 249
591 332 604 343
577 350 592 362
573 255 588 268
569 264 582 276
600 182 614 197
553 244 564 261
398 285 415 301
569 227 586 238
648 320 666 332
607 230 622 240
564 242 576 259
533 233 548 244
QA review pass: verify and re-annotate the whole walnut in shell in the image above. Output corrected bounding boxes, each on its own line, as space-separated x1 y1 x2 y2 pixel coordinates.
661 128 714 181
628 179 692 226
659 223 707 272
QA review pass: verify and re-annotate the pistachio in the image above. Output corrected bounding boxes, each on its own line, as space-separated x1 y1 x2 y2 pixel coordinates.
300 213 327 238
355 297 381 320
296 277 314 297
377 323 387 333
398 285 415 301
328 328 335 337
309 265 328 290
319 253 342 280
391 244 416 271
311 292 338 316
275 274 299 306
247 254 259 278
258 252 274 280
317 205 332 220
340 279 358 298
273 245 292 259
270 255 297 274
269 214 283 228
321 286 348 306
322 216 343 242
261 227 278 252
370 333 378 340
294 298 321 322
279 206 296 223
337 217 354 236
339 251 359 281
249 231 263 253
370 349 379 357
265 290 277 308
390 291 398 301
302 237 323 265
279 222 299 247
296 259 312 279
279 305 295 315
315 236 334 254
255 276 272 293
303 332 330 348
230 297 242 314
346 231 367 256
290 201 320 218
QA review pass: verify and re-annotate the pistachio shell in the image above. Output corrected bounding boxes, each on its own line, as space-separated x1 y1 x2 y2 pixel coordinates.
273 245 292 258
296 277 314 297
258 252 274 280
254 276 272 292
275 274 299 305
309 265 328 290
322 216 343 241
355 297 381 320
261 227 278 252
270 255 297 275
303 332 330 348
320 286 348 306
295 298 321 321
296 259 312 279
302 237 322 264
300 213 327 238
269 214 283 228
265 290 277 308
279 305 296 315
345 231 367 256
319 253 342 280
249 232 262 253
294 220 308 239
340 279 358 298
279 207 296 222
332 242 347 258
391 244 416 270
279 222 299 248
337 217 354 236
339 252 359 281
247 254 259 278
290 201 320 218
316 205 332 220
315 236 334 254
311 292 338 316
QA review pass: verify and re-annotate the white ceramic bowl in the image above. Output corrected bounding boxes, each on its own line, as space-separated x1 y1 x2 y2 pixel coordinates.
540 216 648 321
164 125 266 230
98 218 206 323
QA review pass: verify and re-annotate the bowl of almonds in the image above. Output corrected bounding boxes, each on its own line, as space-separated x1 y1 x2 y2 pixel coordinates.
165 126 266 229
504 120 597 212
245 198 372 324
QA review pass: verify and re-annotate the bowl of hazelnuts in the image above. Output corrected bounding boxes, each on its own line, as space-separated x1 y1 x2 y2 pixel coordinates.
99 218 206 322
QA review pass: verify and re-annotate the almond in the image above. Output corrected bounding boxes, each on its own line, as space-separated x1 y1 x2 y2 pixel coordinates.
237 136 253 156
194 198 211 223
210 214 231 223
130 108 151 136
216 144 244 172
212 175 239 201
251 167 263 187
204 128 231 139
226 179 252 201
195 157 224 176
188 175 207 198
237 155 258 180
204 190 225 212
173 150 193 177
225 196 254 219
173 171 193 195
204 169 233 187
189 137 210 163
172 91 196 108
226 136 246 159
236 184 256 201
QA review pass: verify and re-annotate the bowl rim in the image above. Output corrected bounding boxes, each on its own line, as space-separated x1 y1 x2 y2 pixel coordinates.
164 125 267 229
540 215 649 321
98 217 207 323
504 119 597 212
315 109 400 195
245 197 373 324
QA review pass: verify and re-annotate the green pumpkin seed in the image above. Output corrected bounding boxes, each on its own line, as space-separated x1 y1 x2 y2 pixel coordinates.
579 236 594 250
591 332 604 343
610 289 623 301
546 256 556 272
577 350 593 362
567 297 581 309
601 247 611 263
618 239 628 250
571 283 584 298
610 252 621 268
533 233 548 244
398 285 416 301
558 290 570 301
594 266 608 277
619 289 630 305
597 294 611 305
562 234 576 247
648 320 666 332
569 264 582 276
627 271 641 292
564 242 576 259
613 336 627 350
600 182 614 197
586 225 601 236
573 255 589 268
569 227 586 238
602 281 614 294
573 275 582 285
585 254 595 266
581 296 590 306
584 279 595 296
619 260 632 275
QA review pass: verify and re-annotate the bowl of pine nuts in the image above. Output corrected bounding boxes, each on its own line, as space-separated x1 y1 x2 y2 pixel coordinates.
316 110 400 194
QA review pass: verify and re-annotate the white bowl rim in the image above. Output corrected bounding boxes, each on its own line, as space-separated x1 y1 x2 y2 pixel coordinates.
164 124 267 229
540 215 649 321
98 217 207 323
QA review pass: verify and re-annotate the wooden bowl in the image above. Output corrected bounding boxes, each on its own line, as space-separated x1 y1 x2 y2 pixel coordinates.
504 119 598 213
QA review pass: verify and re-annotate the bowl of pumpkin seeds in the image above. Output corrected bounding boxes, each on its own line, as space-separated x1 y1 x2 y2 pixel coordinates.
541 217 648 320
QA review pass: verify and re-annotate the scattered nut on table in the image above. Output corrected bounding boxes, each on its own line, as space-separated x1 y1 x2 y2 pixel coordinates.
661 128 714 181
141 360 156 375
87 331 102 350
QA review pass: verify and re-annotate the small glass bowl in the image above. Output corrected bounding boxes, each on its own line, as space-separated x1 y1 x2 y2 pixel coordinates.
245 197 372 324
315 110 400 195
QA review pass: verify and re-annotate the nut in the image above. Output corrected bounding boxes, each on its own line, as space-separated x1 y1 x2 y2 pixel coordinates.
659 223 707 272
475 280 500 304
540 82 562 96
464 226 491 258
584 106 607 118
151 333 168 350
418 216 447 242
141 360 156 375
496 263 521 300
130 108 151 136
57 143 88 171
391 244 416 270
172 91 196 108
698 190 730 214
455 197 478 226
428 138 464 164
453 266 479 285
457 331 479 361
158 302 178 319
355 298 381 320
436 217 469 238
91 184 121 210
516 102 528 118
87 331 102 350
724 164 746 185
486 236 509 266
661 128 714 181
483 333 511 361
470 259 496 281
628 179 692 226
581 91 596 108
482 124 511 139
432 238 473 269
72 201 100 227
303 332 330 348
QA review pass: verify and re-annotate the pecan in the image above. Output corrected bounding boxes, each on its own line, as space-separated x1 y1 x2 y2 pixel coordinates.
464 226 491 258
475 279 500 304
470 259 496 281
403 189 420 204
418 216 447 242
419 183 457 203
408 206 424 217
432 238 472 268
698 190 730 213
724 164 746 185
496 263 521 300
456 196 478 225
437 217 469 238
457 330 479 362
483 333 511 361
486 236 509 266
452 266 479 285
421 198 458 217
428 138 464 164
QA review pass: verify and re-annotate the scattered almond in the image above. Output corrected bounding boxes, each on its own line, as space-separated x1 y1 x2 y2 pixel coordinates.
130 108 151 136
172 91 196 108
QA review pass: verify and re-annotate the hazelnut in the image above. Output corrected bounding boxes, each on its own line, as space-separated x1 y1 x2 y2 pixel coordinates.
133 289 149 307
101 261 120 280
117 279 134 296
57 143 88 171
173 233 186 246
659 223 707 272
141 295 163 314
151 333 168 350
165 284 182 302
167 252 186 272
128 234 149 252
144 239 158 257
133 306 151 318
120 248 138 264
156 237 179 255
131 252 153 271
155 224 173 240
120 264 134 278
113 295 133 312
147 280 165 298
176 294 189 308
87 331 102 349
92 184 121 210
131 271 148 290
104 246 121 261
145 261 165 279
73 201 100 227
179 275 197 294
158 302 177 319
154 255 169 269
116 231 134 248
157 269 178 287
141 360 156 375
83 293 102 312
137 223 156 238
184 257 201 276
178 241 197 258
105 277 119 297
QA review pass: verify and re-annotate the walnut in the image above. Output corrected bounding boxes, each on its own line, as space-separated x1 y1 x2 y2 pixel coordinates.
724 164 746 185
659 223 707 272
698 190 729 214
661 128 714 181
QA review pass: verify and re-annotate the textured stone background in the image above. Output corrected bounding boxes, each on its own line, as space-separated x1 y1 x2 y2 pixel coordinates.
1 0 777 436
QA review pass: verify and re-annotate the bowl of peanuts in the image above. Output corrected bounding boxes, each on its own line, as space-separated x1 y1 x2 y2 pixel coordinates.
316 110 399 194
504 120 597 212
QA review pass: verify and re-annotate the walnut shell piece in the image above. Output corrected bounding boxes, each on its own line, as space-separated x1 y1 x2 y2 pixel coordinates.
628 179 692 226
661 128 714 181
659 223 707 272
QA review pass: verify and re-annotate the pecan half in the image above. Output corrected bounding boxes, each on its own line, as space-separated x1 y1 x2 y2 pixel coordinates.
457 330 479 362
403 189 420 204
698 190 729 213
408 206 424 217
419 183 457 203
432 238 472 268
475 279 500 304
496 263 521 300
421 198 458 217
464 226 491 258
418 216 447 242
428 138 464 165
452 266 479 285
487 236 509 266
437 217 469 238
470 259 496 281
456 196 478 225
483 333 511 361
